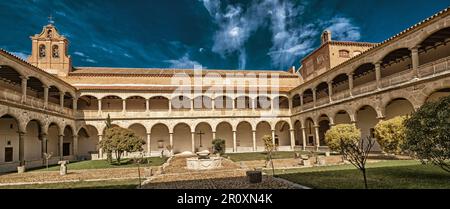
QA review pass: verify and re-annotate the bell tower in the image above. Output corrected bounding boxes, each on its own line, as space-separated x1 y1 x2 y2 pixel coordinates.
28 21 72 77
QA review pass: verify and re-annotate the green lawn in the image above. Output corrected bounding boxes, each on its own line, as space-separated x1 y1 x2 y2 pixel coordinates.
226 151 313 162
277 160 450 189
30 157 167 172
0 179 141 189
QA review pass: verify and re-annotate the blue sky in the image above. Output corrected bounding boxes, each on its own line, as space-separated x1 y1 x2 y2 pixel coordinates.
0 0 449 70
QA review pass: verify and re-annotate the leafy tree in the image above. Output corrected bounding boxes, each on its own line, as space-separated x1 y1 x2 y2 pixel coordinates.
99 127 146 165
404 95 450 172
262 135 277 176
374 116 407 155
104 114 113 163
212 138 226 156
325 124 375 189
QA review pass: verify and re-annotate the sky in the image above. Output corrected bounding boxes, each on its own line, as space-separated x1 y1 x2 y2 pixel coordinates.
0 0 449 71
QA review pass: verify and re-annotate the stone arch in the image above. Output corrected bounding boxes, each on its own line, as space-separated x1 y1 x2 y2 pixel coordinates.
331 73 350 95
317 114 331 146
125 96 146 111
293 120 303 147
62 125 75 157
235 96 252 109
425 88 450 103
77 95 98 111
236 121 253 152
417 27 450 65
150 123 170 154
0 114 21 163
173 123 192 154
383 97 415 119
274 120 291 148
171 95 191 109
193 95 212 109
414 25 450 48
352 63 376 88
355 105 379 149
303 117 316 146
292 94 301 108
255 121 271 151
273 96 289 109
27 76 46 99
77 125 99 160
379 48 412 79
214 95 233 109
47 122 61 157
194 122 213 152
101 95 123 111
255 96 271 109
215 121 233 153
128 123 148 153
334 109 353 124
0 65 24 94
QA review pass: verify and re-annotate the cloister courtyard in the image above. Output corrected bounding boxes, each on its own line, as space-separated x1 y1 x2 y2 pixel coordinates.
0 151 449 189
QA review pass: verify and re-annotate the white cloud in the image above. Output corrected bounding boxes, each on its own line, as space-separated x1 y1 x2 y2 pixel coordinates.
74 51 86 57
11 52 29 60
200 0 362 70
84 58 97 63
325 17 361 41
165 53 204 69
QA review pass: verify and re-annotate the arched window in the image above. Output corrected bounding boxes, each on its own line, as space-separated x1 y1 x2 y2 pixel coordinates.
39 44 46 58
339 50 350 58
52 45 59 58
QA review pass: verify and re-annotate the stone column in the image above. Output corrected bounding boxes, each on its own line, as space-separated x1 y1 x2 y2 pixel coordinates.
312 88 317 107
145 99 150 112
271 129 276 146
328 81 333 102
288 96 293 114
146 133 151 156
43 85 49 108
168 100 172 113
191 99 194 111
73 135 78 157
252 130 256 151
301 127 307 151
59 135 64 160
122 99 126 113
20 76 28 102
59 92 64 109
375 61 382 89
212 99 215 111
232 131 237 152
191 132 196 153
411 46 420 78
169 133 173 150
300 94 303 111
72 96 78 112
290 129 295 150
98 99 102 113
314 125 320 151
212 131 216 140
348 73 354 97
41 134 48 158
18 132 25 165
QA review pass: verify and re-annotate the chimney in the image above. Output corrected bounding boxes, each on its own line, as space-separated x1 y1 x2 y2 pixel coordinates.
321 30 332 45
289 66 296 74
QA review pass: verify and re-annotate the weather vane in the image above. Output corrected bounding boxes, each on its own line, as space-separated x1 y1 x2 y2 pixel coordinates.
48 14 55 24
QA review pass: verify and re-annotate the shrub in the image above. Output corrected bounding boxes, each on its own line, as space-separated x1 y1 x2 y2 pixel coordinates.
374 116 407 154
212 138 226 156
325 124 361 151
99 127 146 165
404 95 450 172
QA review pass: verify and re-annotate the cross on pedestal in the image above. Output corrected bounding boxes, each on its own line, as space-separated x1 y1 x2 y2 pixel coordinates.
48 15 55 24
196 131 205 147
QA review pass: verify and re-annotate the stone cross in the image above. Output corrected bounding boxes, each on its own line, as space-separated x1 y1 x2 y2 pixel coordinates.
196 131 205 147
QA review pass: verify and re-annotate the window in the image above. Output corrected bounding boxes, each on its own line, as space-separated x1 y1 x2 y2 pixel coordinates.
339 50 350 58
39 44 46 58
316 55 325 64
52 45 59 58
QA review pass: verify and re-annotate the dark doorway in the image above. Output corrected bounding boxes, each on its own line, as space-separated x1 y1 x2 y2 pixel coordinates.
63 143 70 156
5 147 13 162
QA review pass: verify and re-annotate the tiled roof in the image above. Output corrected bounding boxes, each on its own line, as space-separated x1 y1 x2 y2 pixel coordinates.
70 67 299 78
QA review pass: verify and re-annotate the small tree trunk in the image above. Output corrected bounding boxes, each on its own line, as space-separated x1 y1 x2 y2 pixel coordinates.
362 168 368 189
117 151 121 165
270 153 275 176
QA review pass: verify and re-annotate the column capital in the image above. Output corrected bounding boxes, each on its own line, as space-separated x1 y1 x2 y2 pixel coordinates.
20 75 29 80
347 72 354 76
409 45 420 51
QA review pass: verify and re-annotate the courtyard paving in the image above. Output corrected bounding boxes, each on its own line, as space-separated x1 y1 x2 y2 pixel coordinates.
141 155 301 189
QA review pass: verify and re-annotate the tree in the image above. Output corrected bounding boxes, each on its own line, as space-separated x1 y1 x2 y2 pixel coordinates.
104 114 113 163
374 116 407 155
325 124 375 189
404 95 450 173
212 138 226 156
99 127 146 165
262 135 277 176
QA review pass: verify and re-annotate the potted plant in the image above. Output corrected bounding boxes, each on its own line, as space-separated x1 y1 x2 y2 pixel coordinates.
17 161 26 173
